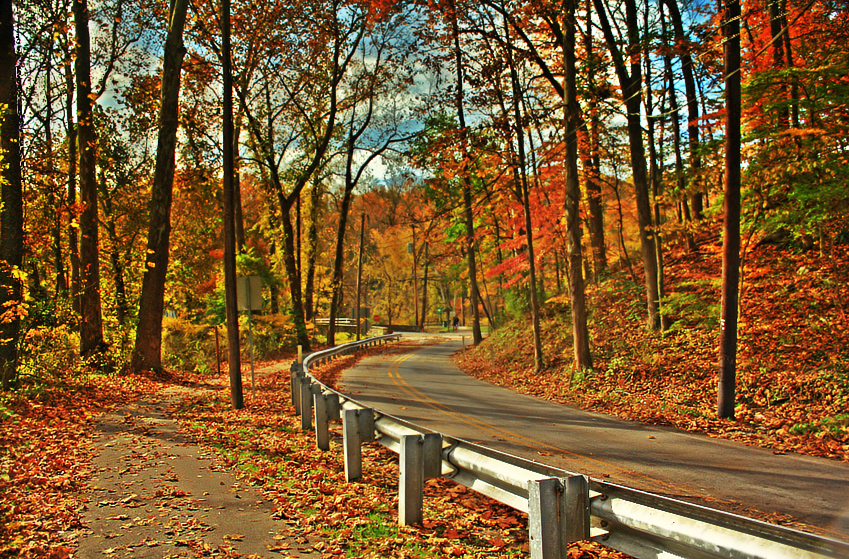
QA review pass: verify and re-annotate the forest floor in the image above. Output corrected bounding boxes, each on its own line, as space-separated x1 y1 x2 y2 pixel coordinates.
1 229 847 559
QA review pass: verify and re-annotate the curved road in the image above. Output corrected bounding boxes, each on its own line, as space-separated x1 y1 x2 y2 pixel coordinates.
339 336 849 541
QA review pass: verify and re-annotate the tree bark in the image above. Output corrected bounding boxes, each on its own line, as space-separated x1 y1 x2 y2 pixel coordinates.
74 0 105 357
503 18 543 372
304 176 323 321
63 38 80 314
130 0 190 373
662 18 698 253
222 0 243 409
582 5 607 280
718 0 742 419
326 172 355 346
0 0 23 389
44 36 67 298
562 0 593 371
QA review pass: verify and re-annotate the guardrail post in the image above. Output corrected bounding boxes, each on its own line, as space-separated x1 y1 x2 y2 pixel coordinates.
300 378 312 431
314 391 329 451
422 433 442 479
326 393 340 421
290 362 304 408
358 408 375 442
342 409 362 482
529 476 589 559
399 435 424 526
561 475 589 543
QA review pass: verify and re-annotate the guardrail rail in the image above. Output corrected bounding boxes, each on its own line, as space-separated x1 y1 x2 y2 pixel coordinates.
289 336 849 559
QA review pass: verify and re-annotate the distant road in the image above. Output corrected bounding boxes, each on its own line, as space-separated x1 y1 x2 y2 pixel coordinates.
339 336 849 541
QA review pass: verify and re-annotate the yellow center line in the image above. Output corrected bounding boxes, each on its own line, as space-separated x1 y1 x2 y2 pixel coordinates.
385 345 713 498
386 349 634 476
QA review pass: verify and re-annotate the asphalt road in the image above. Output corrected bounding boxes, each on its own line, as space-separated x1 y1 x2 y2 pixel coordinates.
339 335 849 541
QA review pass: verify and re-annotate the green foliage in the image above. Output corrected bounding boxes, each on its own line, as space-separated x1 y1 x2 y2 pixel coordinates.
162 313 300 374
502 286 529 318
203 286 227 326
789 414 849 437
15 297 79 389
743 62 849 243
162 318 218 374
242 313 298 360
660 279 722 332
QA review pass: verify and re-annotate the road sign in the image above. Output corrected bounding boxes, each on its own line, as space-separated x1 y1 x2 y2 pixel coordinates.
237 276 262 311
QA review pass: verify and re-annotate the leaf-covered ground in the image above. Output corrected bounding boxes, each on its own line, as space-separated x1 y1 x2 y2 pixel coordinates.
0 342 629 558
0 373 164 558
456 232 849 528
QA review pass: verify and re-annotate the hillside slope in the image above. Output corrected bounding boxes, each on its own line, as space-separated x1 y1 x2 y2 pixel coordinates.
457 229 849 463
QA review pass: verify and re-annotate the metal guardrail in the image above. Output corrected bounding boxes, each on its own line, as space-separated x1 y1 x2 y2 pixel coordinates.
290 337 849 559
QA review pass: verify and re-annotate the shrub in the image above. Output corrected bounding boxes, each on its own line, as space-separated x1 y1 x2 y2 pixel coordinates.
162 318 219 374
240 313 298 360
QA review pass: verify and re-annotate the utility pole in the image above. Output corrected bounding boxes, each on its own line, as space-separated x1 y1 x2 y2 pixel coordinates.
410 223 419 327
421 241 429 332
355 213 365 341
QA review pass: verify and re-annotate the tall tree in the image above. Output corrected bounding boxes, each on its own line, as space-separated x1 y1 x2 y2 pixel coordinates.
501 15 544 371
130 0 191 373
74 0 105 356
593 0 662 330
718 0 741 419
326 23 414 345
222 0 243 408
0 0 23 389
663 0 704 222
561 0 593 371
449 0 483 346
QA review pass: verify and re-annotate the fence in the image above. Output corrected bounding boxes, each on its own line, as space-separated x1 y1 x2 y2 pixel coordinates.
289 335 849 559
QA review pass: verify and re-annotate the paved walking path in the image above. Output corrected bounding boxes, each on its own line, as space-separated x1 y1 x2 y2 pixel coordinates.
340 336 849 541
76 385 319 559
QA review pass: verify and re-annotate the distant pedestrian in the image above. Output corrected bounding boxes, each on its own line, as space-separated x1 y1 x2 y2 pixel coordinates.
452 315 459 332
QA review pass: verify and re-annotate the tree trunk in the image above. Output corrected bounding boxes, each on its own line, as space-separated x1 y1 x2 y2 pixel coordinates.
64 40 80 314
583 0 607 279
768 0 790 128
74 0 105 357
222 0 243 409
562 0 593 371
421 242 429 329
450 2 483 345
664 0 704 221
504 19 543 372
0 0 23 389
304 177 322 321
130 0 190 373
594 0 661 330
102 206 129 328
44 37 67 298
718 0 742 419
662 9 698 253
326 178 355 347
233 123 246 251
